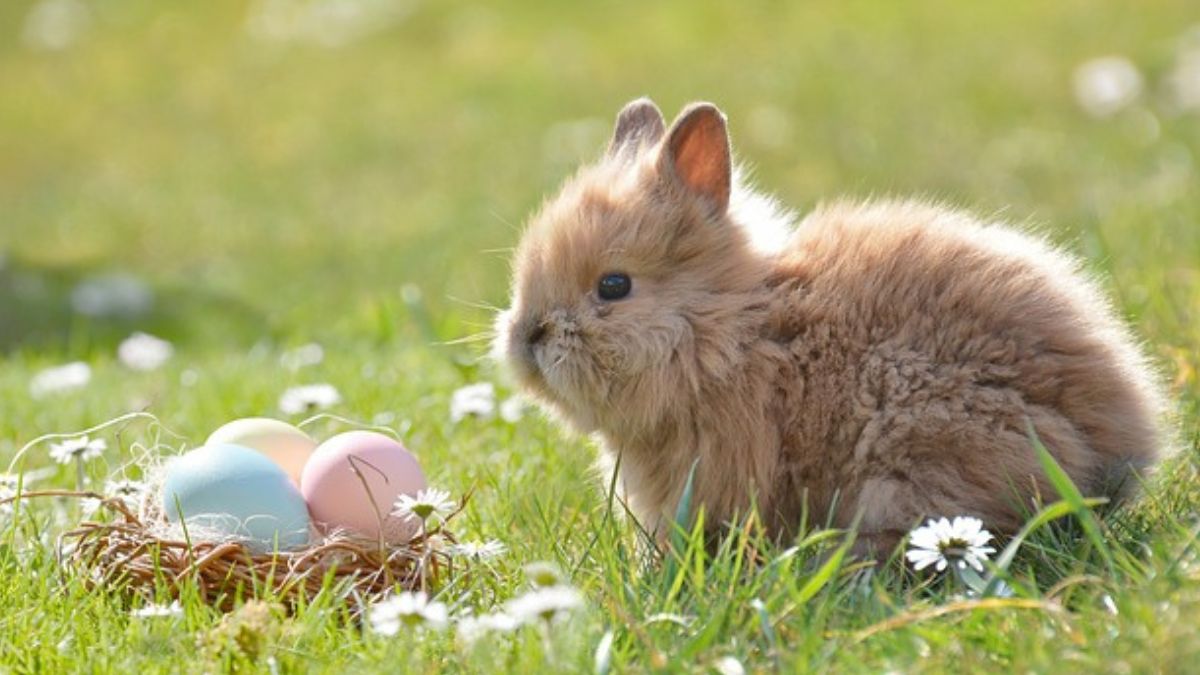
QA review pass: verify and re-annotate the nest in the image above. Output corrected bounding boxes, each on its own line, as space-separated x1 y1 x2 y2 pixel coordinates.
4 489 462 612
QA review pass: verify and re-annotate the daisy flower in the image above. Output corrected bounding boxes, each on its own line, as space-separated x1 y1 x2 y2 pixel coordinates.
504 586 584 625
450 539 507 561
1072 56 1143 118
117 332 173 371
0 485 14 515
713 656 747 675
523 561 566 589
105 478 148 510
49 436 106 465
905 516 996 573
29 361 91 398
456 610 521 645
131 600 183 619
499 396 526 424
278 383 341 415
368 591 449 635
450 383 495 423
1 472 37 515
391 488 456 527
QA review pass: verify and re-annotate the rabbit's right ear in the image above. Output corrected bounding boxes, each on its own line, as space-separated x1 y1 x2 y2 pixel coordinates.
608 98 666 157
659 103 731 214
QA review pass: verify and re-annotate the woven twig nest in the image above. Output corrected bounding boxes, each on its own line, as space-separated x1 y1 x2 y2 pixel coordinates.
5 489 463 612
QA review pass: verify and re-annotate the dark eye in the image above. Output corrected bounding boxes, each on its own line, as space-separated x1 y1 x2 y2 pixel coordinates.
597 272 632 301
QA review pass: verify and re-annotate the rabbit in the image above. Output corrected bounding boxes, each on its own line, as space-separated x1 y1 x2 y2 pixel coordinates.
494 97 1167 554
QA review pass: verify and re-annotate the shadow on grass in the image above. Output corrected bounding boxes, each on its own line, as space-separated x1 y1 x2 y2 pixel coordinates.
0 255 270 355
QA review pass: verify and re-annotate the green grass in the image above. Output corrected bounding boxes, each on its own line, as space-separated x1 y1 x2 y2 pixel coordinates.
2 0 1200 671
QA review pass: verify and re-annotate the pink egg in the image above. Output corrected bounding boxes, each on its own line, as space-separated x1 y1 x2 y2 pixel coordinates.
300 431 427 543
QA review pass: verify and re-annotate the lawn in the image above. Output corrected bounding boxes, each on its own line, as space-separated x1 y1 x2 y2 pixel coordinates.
2 0 1199 672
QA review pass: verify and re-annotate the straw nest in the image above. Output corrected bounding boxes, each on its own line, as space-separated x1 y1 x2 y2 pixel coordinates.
3 489 463 612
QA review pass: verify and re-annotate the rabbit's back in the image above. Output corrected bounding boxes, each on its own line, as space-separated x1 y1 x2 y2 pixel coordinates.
765 200 1164 539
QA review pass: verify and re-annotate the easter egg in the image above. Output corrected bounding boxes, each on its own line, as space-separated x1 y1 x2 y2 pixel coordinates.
162 443 311 551
206 418 317 485
300 431 427 543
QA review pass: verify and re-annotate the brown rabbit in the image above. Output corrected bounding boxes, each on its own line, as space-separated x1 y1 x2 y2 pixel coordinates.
495 98 1166 553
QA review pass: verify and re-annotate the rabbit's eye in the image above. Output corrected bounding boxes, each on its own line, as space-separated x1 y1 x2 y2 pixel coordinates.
597 272 632 301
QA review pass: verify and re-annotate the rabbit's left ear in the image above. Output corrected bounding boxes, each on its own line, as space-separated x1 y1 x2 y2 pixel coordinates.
660 103 731 213
608 98 666 157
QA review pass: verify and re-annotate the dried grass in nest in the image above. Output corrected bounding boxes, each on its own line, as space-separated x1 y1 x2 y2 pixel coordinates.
3 489 465 612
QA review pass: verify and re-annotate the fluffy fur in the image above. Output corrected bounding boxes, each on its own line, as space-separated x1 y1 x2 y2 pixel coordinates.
495 98 1166 552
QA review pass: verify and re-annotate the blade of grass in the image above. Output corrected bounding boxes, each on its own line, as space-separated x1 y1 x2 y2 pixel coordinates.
663 457 701 588
1027 422 1116 577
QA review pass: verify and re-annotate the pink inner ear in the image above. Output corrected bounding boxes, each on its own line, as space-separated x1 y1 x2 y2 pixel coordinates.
670 113 731 211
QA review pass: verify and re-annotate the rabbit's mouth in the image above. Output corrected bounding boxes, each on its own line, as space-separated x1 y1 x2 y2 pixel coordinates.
495 307 565 397
496 308 602 418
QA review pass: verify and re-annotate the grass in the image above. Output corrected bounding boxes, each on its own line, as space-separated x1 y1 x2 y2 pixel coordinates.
2 0 1199 671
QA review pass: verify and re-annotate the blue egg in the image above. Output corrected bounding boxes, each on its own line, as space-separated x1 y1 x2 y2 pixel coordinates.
162 443 311 552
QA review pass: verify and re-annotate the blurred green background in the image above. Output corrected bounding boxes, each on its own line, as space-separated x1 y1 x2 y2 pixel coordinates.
1 0 1197 401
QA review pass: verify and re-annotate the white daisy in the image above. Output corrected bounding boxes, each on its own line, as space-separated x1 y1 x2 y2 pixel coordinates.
0 485 14 515
105 478 147 510
456 611 521 645
278 383 341 415
450 539 506 561
1 473 36 516
504 586 584 624
29 361 91 398
131 600 183 619
450 383 495 423
713 656 747 675
905 516 997 573
523 561 566 589
499 396 526 424
49 436 106 465
1072 56 1143 118
368 591 449 635
117 332 173 371
391 488 456 526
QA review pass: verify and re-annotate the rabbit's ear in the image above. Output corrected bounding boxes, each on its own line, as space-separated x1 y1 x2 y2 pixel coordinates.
608 98 666 157
660 103 731 213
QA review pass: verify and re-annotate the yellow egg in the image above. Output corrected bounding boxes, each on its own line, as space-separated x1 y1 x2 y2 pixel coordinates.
206 418 317 485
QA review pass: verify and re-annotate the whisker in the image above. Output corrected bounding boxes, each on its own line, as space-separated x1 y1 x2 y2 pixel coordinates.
446 295 506 313
459 323 499 333
489 210 522 235
435 332 496 346
460 351 497 366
